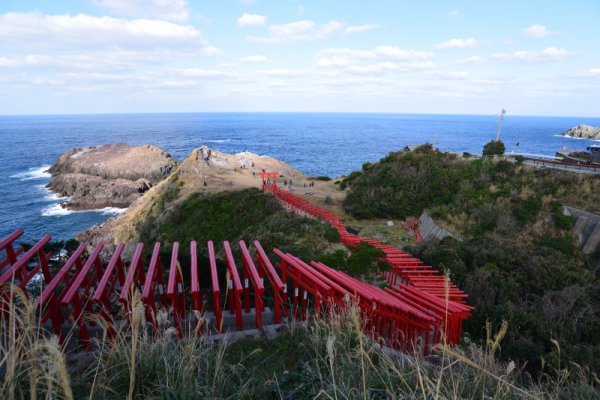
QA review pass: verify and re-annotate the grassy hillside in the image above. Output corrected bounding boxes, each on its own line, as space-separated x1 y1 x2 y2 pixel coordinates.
137 187 341 262
342 145 600 375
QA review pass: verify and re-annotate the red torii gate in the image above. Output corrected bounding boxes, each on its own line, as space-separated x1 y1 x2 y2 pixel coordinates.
0 228 471 354
260 171 279 191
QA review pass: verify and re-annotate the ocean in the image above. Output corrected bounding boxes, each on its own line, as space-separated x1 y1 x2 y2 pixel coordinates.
1 112 600 243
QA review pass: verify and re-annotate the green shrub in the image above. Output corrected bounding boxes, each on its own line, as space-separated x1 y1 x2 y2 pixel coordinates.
539 234 577 256
310 176 332 181
318 249 348 269
339 171 362 190
482 140 505 156
323 225 341 243
409 236 597 375
512 195 542 223
138 188 334 262
347 242 391 275
318 242 391 277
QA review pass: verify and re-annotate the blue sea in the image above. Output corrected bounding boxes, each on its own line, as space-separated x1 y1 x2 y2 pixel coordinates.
1 112 600 244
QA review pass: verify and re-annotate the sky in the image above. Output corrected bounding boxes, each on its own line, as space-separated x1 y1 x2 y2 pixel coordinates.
0 0 599 116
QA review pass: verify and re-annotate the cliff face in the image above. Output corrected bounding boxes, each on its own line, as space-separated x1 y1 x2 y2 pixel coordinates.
561 124 600 140
47 143 179 210
75 146 306 255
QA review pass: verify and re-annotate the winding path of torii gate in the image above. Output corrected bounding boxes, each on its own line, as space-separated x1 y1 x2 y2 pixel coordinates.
0 172 471 355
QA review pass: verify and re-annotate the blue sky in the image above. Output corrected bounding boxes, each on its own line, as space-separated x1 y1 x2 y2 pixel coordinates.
0 0 598 116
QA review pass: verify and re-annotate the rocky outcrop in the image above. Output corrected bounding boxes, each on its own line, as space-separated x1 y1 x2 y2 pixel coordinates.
561 124 600 140
48 143 179 210
75 146 306 255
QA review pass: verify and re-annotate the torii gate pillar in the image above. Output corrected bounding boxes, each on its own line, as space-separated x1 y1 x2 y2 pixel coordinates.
260 171 279 192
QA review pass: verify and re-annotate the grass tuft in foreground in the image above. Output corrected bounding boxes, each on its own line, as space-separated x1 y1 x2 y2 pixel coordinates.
3 284 598 399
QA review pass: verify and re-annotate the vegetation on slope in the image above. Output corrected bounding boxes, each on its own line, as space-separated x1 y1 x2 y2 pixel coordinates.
341 145 600 375
4 289 597 399
137 187 341 262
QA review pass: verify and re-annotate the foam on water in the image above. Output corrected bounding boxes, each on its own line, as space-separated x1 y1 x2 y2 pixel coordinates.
98 207 127 215
41 204 127 217
41 204 73 216
204 139 231 143
554 134 600 141
10 165 51 180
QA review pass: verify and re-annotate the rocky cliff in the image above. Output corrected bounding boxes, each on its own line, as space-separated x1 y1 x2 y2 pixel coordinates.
75 146 306 255
561 124 600 140
48 143 179 210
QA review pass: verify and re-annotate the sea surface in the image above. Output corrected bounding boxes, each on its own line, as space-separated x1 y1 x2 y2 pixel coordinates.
1 112 600 243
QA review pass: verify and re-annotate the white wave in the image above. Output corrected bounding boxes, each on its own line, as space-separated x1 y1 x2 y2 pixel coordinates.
10 165 51 180
44 192 71 202
41 204 127 217
35 184 71 202
556 134 600 141
97 207 127 215
41 204 73 216
204 139 231 143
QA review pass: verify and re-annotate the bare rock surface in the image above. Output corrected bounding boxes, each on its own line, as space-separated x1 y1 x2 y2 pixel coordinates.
48 143 179 210
75 146 306 254
561 124 600 140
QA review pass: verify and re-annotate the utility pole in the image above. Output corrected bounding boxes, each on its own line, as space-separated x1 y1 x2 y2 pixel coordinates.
495 108 506 142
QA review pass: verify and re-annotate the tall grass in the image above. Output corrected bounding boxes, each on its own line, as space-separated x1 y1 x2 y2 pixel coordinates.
0 284 73 400
2 283 598 399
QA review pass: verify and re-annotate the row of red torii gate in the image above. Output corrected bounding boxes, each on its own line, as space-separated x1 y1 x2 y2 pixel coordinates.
0 172 472 355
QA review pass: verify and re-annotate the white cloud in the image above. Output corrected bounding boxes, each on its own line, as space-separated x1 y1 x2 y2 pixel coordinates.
318 46 433 65
449 10 460 17
493 47 573 62
316 46 435 76
424 71 470 80
94 0 190 22
523 24 553 38
257 68 338 79
219 62 237 68
345 23 378 35
584 68 600 77
246 19 345 43
0 12 214 52
237 13 267 27
571 68 600 78
240 55 271 63
345 61 435 75
178 69 240 80
455 55 484 64
435 38 477 49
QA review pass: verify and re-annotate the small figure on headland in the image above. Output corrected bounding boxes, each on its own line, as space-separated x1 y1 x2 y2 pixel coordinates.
284 180 287 186
203 181 207 187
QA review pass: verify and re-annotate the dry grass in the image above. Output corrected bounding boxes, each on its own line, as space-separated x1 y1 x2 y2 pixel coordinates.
1 283 598 399
0 284 73 400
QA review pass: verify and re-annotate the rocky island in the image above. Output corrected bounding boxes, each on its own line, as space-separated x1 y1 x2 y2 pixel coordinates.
47 143 179 210
560 124 600 140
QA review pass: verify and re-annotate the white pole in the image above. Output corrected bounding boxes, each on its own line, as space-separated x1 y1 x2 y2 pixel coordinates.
495 108 506 142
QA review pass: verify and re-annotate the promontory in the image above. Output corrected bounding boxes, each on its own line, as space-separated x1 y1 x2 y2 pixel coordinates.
47 143 179 210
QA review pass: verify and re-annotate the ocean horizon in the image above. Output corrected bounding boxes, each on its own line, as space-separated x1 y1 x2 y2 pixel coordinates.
2 112 600 243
